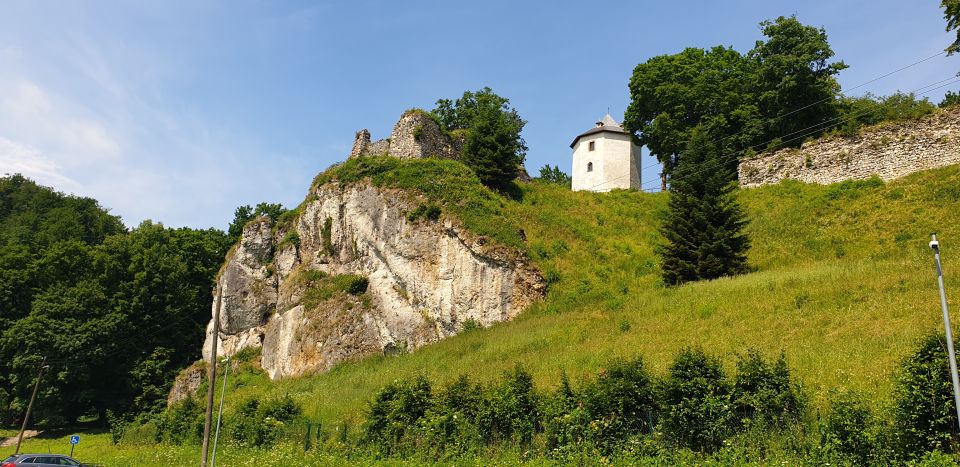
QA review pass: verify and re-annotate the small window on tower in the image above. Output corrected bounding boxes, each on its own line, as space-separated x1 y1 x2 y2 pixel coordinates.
588 141 595 151
587 162 593 172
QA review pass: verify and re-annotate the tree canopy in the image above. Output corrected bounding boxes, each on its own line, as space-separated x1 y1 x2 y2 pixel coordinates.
945 0 960 55
228 202 287 239
432 87 527 190
0 175 232 425
624 15 846 188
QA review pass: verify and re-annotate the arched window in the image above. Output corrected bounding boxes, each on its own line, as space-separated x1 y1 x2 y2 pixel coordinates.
587 162 593 172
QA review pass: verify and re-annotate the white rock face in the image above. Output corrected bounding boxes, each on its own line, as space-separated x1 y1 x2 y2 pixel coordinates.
202 182 543 379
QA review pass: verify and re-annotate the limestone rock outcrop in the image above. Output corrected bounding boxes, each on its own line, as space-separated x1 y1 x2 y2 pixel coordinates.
201 182 544 380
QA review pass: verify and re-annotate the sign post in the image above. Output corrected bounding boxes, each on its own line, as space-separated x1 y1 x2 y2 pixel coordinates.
69 435 80 457
931 233 960 431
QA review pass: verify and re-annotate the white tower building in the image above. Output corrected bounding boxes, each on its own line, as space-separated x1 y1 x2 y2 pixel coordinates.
570 114 641 192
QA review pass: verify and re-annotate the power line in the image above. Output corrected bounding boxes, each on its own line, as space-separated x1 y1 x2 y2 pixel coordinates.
629 49 951 187
637 75 960 191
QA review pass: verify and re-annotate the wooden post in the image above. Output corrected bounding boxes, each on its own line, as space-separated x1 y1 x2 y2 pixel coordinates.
200 288 222 467
14 356 47 454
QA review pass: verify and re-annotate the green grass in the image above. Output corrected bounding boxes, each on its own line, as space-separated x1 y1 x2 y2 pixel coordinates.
313 156 526 250
212 162 960 427
23 160 960 464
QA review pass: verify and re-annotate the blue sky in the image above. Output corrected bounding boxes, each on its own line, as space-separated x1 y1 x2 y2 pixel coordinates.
1 1 957 229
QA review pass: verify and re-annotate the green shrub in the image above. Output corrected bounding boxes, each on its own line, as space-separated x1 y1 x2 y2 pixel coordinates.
819 391 878 464
280 230 300 248
461 319 481 333
894 332 960 456
478 364 539 445
156 397 204 445
941 91 960 108
660 347 733 452
407 203 441 222
321 217 334 256
421 375 486 457
732 350 804 427
301 273 369 309
229 395 302 448
362 376 432 454
581 357 658 451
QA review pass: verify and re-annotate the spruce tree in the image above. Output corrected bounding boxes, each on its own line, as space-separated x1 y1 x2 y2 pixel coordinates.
659 128 750 286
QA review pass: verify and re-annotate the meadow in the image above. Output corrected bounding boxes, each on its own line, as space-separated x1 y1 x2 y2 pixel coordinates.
6 162 960 465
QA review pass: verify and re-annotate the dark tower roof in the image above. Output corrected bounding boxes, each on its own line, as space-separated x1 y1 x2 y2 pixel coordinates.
569 114 629 148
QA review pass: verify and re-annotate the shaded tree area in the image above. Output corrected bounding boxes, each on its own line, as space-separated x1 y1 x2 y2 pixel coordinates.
432 87 527 191
0 175 231 426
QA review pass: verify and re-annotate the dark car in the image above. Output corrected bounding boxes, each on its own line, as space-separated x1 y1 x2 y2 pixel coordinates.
1 454 84 466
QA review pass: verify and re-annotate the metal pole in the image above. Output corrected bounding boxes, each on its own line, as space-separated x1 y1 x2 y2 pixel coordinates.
200 287 223 467
210 357 230 467
931 233 960 431
14 356 47 455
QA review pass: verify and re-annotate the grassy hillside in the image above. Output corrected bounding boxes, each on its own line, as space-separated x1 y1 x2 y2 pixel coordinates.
212 161 960 429
13 161 960 465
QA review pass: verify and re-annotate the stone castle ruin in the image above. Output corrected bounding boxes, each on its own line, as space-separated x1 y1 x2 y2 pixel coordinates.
350 109 466 161
738 105 960 188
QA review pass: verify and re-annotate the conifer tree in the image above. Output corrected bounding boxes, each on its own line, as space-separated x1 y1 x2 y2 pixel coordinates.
659 128 750 286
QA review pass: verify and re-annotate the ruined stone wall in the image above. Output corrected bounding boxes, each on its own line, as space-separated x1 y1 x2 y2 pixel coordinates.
738 106 960 188
350 110 462 161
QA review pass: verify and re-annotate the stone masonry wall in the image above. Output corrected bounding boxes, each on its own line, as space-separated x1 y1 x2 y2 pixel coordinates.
350 110 463 161
738 106 960 188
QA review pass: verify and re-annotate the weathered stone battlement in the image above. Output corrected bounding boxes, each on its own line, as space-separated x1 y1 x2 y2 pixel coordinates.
738 106 960 188
350 109 465 160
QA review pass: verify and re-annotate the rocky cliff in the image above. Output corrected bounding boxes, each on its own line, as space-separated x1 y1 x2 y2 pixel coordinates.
201 181 544 380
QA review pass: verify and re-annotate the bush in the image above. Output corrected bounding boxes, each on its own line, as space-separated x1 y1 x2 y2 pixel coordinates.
155 397 204 445
660 347 733 452
819 391 878 464
478 364 539 445
732 350 804 427
230 395 302 448
407 203 442 222
894 332 960 456
581 357 658 450
421 375 486 457
362 376 432 454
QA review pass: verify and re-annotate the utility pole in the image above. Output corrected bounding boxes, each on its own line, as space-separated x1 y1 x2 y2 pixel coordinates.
210 356 230 467
14 356 48 455
930 233 960 431
200 287 223 467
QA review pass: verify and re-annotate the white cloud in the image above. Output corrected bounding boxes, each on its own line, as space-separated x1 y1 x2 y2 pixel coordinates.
0 137 78 190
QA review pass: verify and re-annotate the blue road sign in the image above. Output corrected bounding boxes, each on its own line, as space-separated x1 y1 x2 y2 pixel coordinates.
69 435 80 445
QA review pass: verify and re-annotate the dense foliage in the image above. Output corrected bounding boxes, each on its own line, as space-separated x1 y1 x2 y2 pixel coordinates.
227 202 287 239
942 91 960 108
658 129 750 285
352 349 804 460
536 165 572 187
0 175 231 426
945 0 960 54
431 87 527 190
894 332 960 455
624 15 846 187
